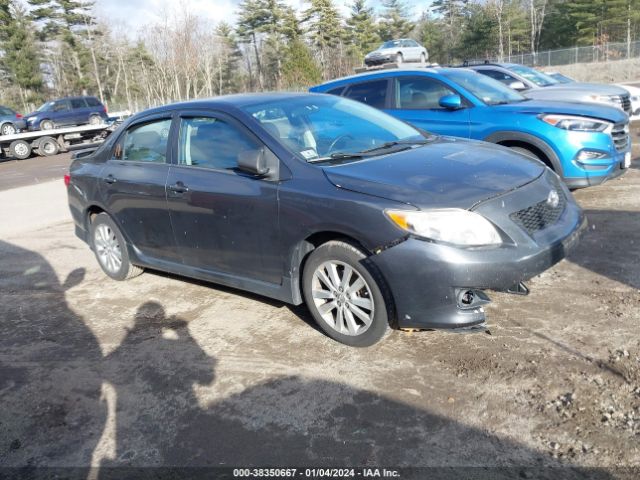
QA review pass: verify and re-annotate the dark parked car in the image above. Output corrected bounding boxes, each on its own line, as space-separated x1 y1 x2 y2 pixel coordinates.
0 105 26 136
25 96 108 131
66 93 585 346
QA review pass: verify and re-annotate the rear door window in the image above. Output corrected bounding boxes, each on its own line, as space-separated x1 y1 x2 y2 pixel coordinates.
53 100 71 112
114 118 172 163
86 97 101 107
70 98 87 109
342 80 389 109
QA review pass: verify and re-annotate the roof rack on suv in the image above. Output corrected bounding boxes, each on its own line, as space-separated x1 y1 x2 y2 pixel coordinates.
448 60 496 68
354 62 441 74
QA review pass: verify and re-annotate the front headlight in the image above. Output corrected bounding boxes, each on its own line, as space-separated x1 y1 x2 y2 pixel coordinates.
385 209 502 247
539 114 610 132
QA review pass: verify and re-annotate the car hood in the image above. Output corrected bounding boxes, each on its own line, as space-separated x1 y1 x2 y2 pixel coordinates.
492 99 628 123
322 137 545 210
540 82 628 95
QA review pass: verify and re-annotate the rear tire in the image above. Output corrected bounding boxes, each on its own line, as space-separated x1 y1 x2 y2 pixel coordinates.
9 140 31 160
420 52 427 64
302 240 391 347
1 123 16 136
40 119 55 131
396 52 404 65
89 114 102 125
36 136 60 157
90 212 143 281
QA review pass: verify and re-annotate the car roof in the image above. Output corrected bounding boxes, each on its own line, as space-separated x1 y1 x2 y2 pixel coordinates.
313 67 464 89
131 92 329 117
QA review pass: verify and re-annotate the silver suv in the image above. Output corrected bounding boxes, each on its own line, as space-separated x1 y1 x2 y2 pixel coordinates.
468 63 632 115
364 39 428 67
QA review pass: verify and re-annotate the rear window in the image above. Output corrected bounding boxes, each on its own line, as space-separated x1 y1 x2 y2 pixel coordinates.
86 97 102 107
326 86 345 96
343 80 388 109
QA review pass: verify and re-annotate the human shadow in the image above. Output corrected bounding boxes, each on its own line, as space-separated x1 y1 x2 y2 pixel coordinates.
0 241 105 475
566 209 640 289
0 240 617 480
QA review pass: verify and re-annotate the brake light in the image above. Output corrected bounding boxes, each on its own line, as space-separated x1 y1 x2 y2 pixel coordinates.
16 113 23 119
64 173 71 187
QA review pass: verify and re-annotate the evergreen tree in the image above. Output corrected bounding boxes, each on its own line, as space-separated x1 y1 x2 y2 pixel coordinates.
281 40 322 89
304 0 344 75
346 0 380 59
215 22 243 95
378 0 413 40
0 1 43 109
431 0 468 62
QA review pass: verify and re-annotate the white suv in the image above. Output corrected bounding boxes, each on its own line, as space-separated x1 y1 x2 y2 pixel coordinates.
364 39 428 67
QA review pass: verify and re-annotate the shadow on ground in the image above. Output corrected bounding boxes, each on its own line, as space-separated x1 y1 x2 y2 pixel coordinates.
0 241 620 479
566 209 640 289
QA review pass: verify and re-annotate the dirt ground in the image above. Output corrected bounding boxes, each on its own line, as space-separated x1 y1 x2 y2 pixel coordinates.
0 132 639 478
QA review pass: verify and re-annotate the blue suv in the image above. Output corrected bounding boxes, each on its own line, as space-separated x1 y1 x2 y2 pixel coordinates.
311 68 631 188
25 96 108 131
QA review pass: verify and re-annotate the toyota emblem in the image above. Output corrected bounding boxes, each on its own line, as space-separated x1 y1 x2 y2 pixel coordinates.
547 189 560 208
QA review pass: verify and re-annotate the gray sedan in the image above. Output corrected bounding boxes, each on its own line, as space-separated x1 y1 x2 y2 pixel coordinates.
469 63 632 115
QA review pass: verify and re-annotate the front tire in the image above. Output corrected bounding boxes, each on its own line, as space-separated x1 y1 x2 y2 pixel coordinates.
91 213 143 281
302 241 391 347
40 119 55 131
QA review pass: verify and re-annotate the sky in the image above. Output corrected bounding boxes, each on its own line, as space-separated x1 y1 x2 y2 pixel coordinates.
93 0 428 36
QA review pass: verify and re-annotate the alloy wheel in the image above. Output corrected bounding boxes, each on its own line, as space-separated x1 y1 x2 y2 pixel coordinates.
311 260 374 336
94 224 122 274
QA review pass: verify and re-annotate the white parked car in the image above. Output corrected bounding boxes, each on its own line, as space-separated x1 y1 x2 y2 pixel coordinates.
364 39 428 67
615 84 640 118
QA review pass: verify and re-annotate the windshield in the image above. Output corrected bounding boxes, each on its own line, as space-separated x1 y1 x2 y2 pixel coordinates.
441 69 526 105
547 72 573 84
381 40 401 49
243 95 427 163
36 101 54 112
507 65 558 87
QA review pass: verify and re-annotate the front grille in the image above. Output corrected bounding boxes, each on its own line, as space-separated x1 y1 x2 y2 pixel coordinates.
510 178 566 235
621 94 632 114
611 122 630 152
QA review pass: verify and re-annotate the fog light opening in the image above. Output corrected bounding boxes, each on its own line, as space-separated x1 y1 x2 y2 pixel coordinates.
456 288 491 310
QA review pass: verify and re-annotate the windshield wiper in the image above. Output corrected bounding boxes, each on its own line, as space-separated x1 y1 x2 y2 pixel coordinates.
360 139 429 154
307 152 366 163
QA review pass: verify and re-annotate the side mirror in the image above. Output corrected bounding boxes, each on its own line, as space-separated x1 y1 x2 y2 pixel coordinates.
238 148 270 176
509 81 527 91
439 94 462 110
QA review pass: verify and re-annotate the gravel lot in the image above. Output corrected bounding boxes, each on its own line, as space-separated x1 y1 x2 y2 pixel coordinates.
0 131 639 478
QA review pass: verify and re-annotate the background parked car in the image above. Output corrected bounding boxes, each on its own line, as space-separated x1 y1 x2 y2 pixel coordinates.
25 96 108 131
615 84 640 117
467 63 633 115
0 105 26 136
364 39 428 66
311 67 631 188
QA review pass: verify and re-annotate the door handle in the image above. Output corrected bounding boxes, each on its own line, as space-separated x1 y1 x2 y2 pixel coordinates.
168 182 189 194
103 174 117 184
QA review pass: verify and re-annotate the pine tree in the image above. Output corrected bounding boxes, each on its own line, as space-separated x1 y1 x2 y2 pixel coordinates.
304 0 344 75
346 0 380 60
215 22 243 95
281 40 322 90
378 0 413 40
0 1 43 110
431 0 468 62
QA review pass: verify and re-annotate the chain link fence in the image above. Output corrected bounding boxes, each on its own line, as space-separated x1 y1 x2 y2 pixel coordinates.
501 40 640 67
